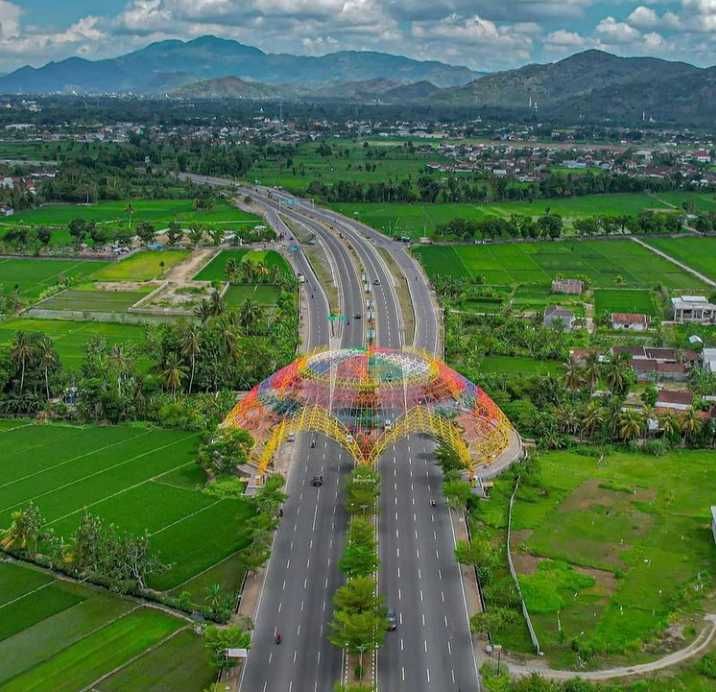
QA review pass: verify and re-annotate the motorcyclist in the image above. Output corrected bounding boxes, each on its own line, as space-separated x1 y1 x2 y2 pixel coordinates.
274 630 282 645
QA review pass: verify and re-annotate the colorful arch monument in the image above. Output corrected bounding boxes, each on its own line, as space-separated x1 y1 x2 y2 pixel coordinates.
223 347 516 479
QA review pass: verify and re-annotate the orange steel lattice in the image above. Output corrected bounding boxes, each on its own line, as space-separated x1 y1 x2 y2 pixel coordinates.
223 347 514 479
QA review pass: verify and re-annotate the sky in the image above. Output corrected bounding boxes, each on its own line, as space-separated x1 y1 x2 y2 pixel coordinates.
1 1 715 74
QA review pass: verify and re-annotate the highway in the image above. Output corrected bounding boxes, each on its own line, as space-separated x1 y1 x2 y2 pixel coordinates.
183 173 479 690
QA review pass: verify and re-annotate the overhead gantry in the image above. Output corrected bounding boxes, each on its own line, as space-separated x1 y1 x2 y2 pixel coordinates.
223 347 516 481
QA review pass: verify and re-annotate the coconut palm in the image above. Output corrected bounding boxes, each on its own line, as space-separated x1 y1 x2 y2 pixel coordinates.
583 352 601 393
162 354 187 399
659 412 679 441
681 406 702 444
581 401 605 440
109 344 130 398
36 336 57 401
605 353 632 396
10 331 33 394
617 408 644 442
181 325 201 395
563 360 584 393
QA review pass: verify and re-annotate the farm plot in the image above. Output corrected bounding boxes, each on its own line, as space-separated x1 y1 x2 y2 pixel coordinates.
0 317 148 373
594 289 660 318
0 561 207 689
0 422 255 591
0 199 261 246
508 448 716 668
0 258 107 303
643 236 716 282
194 249 293 282
91 250 189 281
32 288 149 314
225 284 283 306
416 240 707 290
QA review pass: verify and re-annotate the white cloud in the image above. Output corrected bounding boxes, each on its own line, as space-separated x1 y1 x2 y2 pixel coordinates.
545 29 586 46
596 16 642 44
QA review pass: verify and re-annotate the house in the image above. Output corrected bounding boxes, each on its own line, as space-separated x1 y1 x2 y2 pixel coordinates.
611 313 650 331
703 348 716 373
551 279 583 295
612 345 693 382
655 389 693 413
544 306 574 331
695 150 712 164
671 296 716 324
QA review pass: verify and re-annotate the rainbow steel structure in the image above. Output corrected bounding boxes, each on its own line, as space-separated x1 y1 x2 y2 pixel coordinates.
223 347 514 479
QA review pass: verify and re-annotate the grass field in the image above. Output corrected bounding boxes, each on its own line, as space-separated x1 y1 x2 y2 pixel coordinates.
644 236 716 282
594 289 660 317
0 422 255 591
33 289 149 314
332 192 713 238
414 240 707 290
0 258 108 302
225 284 283 306
0 319 148 370
91 250 189 282
0 560 213 690
0 199 261 246
194 249 293 282
506 448 716 668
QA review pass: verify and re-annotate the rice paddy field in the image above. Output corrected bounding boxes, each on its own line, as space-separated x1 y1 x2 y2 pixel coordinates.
0 319 148 370
593 288 661 318
0 561 211 690
480 447 716 669
91 250 189 282
0 199 261 246
0 258 108 302
0 422 255 592
332 192 715 239
225 284 283 306
32 289 149 314
414 240 707 290
193 249 293 282
644 236 716 282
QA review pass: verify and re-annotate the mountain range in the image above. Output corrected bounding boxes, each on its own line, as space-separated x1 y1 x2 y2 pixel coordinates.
0 35 478 94
1 37 715 124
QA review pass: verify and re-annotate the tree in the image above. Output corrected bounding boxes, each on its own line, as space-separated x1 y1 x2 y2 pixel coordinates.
10 331 32 394
136 222 156 246
208 228 224 246
204 624 250 669
254 474 287 514
328 609 388 658
161 353 187 398
166 221 183 246
36 335 58 401
682 406 702 444
181 324 201 395
617 408 644 442
197 428 254 477
204 583 235 622
470 607 519 640
1 503 44 554
188 226 205 248
442 478 472 508
605 353 632 395
339 518 378 578
333 576 381 614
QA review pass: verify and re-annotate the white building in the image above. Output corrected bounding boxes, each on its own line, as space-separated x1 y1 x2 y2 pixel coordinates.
671 296 716 324
703 348 716 373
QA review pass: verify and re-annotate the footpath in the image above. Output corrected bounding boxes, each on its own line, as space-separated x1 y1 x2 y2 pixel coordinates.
631 236 716 287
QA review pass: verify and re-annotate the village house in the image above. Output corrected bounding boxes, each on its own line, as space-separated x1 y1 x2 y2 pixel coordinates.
610 313 650 331
671 296 716 324
551 278 583 295
543 306 574 331
655 389 694 413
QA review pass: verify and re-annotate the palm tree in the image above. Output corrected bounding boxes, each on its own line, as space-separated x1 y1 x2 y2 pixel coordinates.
209 290 225 317
162 354 187 399
238 298 262 334
225 257 240 284
583 352 601 393
36 336 57 401
194 299 213 323
605 353 632 395
10 331 33 394
563 360 584 394
581 401 605 440
659 412 679 441
681 407 702 444
181 325 201 395
617 408 644 442
109 344 130 398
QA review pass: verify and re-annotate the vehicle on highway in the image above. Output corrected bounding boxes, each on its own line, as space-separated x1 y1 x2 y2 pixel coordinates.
387 609 398 631
310 439 316 448
373 278 380 285
311 475 324 487
354 313 362 319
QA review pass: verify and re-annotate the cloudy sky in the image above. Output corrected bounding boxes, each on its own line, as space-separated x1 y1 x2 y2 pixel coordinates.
2 1 715 74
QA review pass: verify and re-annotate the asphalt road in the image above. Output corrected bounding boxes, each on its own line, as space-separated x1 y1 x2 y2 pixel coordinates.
184 173 478 691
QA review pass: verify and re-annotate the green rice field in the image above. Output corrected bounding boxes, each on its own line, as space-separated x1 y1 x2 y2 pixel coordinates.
594 288 660 318
0 561 212 690
0 422 255 591
225 284 283 306
33 289 149 314
91 250 189 282
0 199 261 246
644 236 716 282
194 249 292 282
332 192 714 238
414 240 707 290
0 258 108 302
0 319 148 370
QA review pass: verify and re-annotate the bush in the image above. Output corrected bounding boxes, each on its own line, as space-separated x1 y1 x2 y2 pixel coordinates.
701 653 716 679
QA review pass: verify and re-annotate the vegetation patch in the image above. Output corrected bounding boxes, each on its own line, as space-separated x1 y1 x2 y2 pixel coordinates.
594 288 659 318
91 250 189 281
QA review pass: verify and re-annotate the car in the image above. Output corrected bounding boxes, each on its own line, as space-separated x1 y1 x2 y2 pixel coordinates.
311 475 323 487
373 279 380 285
387 609 397 631
354 313 362 319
